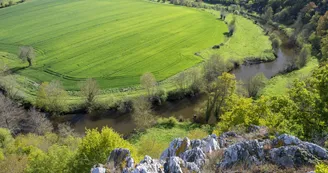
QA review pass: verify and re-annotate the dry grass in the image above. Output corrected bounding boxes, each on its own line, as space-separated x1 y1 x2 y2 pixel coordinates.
217 164 314 173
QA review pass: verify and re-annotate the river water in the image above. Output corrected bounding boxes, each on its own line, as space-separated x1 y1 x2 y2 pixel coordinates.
73 47 295 135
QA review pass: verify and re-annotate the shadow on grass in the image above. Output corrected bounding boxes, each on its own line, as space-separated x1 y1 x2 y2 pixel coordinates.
223 32 230 37
5 66 29 74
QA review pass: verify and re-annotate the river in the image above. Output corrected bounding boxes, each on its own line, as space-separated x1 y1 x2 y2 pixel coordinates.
73 47 295 135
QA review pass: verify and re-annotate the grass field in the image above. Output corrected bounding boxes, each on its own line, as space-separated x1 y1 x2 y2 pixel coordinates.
200 10 274 63
130 120 209 158
0 0 227 90
260 58 319 97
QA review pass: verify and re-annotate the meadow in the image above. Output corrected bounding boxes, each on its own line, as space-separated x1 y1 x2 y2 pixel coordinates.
260 58 319 97
0 0 275 106
199 10 274 63
0 0 227 90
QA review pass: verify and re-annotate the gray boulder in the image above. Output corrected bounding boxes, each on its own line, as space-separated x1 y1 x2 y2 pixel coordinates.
181 147 206 169
108 148 131 168
219 131 242 148
164 157 184 173
273 134 301 146
190 134 220 153
301 142 328 159
219 140 265 169
270 146 318 168
160 137 190 160
91 164 106 173
185 162 200 173
131 156 163 173
203 134 220 153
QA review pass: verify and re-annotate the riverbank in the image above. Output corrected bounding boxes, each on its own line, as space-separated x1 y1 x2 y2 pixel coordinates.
72 45 296 135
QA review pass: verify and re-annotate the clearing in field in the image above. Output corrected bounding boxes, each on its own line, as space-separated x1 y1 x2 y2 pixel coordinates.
0 0 227 90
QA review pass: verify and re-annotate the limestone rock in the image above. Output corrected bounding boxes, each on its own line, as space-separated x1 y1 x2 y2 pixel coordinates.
132 156 163 173
181 147 206 169
273 134 301 146
91 164 106 173
270 146 317 168
218 131 243 148
301 142 328 159
160 137 190 160
164 157 184 173
219 140 265 169
185 162 200 173
108 148 131 168
190 134 220 153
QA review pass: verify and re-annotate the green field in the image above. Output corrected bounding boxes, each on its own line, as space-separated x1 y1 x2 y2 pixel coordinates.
0 0 227 90
200 10 274 63
260 58 319 97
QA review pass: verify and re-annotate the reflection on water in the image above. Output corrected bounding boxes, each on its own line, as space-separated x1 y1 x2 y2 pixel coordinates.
73 113 136 135
73 48 295 135
233 48 294 80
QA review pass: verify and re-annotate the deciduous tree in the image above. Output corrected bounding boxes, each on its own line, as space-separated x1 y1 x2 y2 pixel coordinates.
204 72 236 123
80 78 99 110
0 94 24 132
246 73 267 98
25 108 53 135
140 72 157 97
36 80 68 114
262 7 273 22
18 46 35 67
132 97 155 129
203 54 226 84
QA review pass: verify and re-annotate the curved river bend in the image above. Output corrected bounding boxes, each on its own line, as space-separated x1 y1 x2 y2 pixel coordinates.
73 47 295 135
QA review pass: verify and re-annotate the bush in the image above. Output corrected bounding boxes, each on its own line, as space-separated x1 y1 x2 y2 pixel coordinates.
0 128 13 148
70 127 138 173
0 149 4 160
315 163 328 173
156 117 179 128
26 145 75 173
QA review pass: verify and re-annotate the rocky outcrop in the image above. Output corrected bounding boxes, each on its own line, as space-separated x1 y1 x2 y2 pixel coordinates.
270 146 317 167
90 164 106 173
93 131 328 173
219 140 265 168
160 137 190 160
219 134 328 169
108 148 132 168
131 155 163 173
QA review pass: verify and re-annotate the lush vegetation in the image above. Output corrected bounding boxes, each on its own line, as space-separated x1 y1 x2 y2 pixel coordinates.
130 117 210 158
0 0 327 172
208 63 328 140
205 0 328 60
0 127 140 173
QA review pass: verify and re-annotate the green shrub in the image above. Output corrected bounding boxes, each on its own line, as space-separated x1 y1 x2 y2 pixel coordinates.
0 149 4 160
70 127 138 173
315 163 328 173
0 128 13 149
157 117 179 128
26 145 75 173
